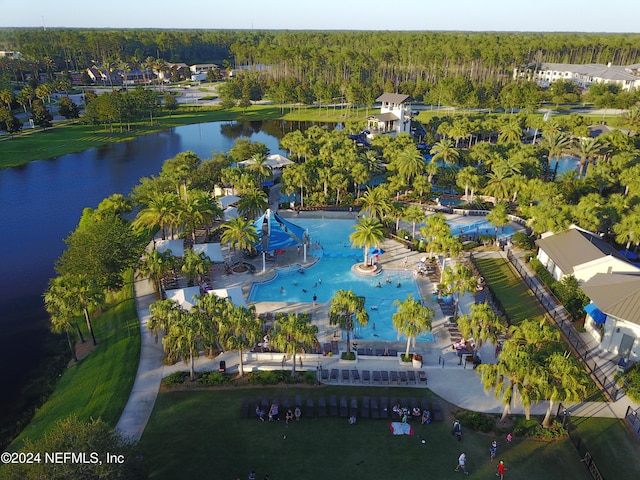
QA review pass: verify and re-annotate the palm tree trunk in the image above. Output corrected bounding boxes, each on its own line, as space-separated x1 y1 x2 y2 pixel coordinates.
74 321 86 343
66 330 78 362
291 352 297 377
405 336 411 358
83 308 97 346
542 400 554 428
189 352 195 381
238 348 244 376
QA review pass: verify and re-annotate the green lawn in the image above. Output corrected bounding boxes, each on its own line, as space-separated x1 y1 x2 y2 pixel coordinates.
7 277 140 451
140 386 597 480
474 256 546 325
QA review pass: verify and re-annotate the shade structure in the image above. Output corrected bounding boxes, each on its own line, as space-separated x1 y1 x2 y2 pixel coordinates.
155 239 184 257
584 302 607 324
165 286 200 310
369 247 386 255
253 209 305 252
209 286 248 308
192 243 224 263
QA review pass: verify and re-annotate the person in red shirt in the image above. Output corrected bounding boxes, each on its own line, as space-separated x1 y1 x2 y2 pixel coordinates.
497 460 506 479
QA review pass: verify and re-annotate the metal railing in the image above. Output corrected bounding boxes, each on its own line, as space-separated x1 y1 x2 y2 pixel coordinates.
557 403 605 480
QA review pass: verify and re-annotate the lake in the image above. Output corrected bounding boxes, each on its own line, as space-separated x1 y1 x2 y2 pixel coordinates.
0 119 316 422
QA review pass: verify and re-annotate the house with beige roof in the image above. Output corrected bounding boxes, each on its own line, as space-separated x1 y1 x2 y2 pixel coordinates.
581 273 640 362
366 93 412 136
535 227 640 283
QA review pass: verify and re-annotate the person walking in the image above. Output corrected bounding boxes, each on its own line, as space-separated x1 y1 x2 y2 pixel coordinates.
496 460 506 479
490 439 498 461
455 452 469 474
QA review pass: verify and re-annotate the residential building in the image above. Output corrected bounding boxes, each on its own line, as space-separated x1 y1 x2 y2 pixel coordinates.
366 93 412 136
514 62 640 91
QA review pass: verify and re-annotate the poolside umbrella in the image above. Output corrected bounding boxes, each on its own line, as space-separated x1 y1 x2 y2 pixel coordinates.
369 247 386 255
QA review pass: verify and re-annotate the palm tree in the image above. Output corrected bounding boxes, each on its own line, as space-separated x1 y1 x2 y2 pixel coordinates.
497 119 522 144
138 248 175 300
478 319 560 420
613 207 640 256
281 163 307 208
162 307 205 381
349 216 385 268
439 263 476 317
181 248 211 287
329 289 369 353
65 274 104 346
148 298 183 344
572 137 603 177
245 153 273 186
269 313 319 377
358 186 392 221
195 293 230 356
133 191 179 240
430 138 459 167
540 352 588 428
392 295 434 358
395 147 426 185
219 305 261 377
457 302 505 358
486 201 510 238
456 166 481 202
43 276 85 345
178 190 218 243
237 188 269 220
538 130 571 179
403 204 425 238
220 216 259 264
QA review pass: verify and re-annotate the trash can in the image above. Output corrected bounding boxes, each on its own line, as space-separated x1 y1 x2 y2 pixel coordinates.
219 360 226 373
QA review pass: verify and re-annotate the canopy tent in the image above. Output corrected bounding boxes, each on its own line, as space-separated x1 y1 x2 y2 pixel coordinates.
155 239 184 257
193 243 224 263
224 206 239 221
165 286 200 310
209 286 248 308
237 154 294 169
253 209 305 252
584 302 607 324
217 195 240 209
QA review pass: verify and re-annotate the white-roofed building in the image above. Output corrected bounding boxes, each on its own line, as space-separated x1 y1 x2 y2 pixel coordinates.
514 62 640 91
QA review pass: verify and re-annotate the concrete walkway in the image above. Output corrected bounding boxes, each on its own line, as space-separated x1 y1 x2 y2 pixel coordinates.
115 223 639 441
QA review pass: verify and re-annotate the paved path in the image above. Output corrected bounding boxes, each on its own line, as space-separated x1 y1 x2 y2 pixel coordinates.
115 228 639 441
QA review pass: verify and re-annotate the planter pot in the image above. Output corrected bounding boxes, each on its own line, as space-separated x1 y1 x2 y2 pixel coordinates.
398 353 413 366
412 359 423 369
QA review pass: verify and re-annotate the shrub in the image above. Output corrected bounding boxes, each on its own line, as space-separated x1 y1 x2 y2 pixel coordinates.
462 241 479 250
512 232 535 249
400 353 412 362
162 371 188 387
247 370 282 385
513 417 568 440
301 371 317 385
413 353 423 362
621 363 640 403
197 371 231 386
341 352 356 361
452 409 498 433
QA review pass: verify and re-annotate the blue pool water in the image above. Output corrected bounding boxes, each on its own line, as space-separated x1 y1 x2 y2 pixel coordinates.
447 219 515 239
248 217 434 342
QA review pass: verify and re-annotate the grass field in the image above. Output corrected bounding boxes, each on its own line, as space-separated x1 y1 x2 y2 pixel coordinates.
473 255 546 325
7 276 140 451
139 386 609 480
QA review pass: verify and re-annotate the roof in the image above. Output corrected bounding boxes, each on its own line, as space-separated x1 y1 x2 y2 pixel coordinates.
538 62 640 83
253 209 305 252
368 112 399 122
376 93 410 104
536 228 627 274
581 273 640 325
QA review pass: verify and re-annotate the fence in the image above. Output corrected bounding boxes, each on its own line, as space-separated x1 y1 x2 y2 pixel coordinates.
557 403 605 480
505 249 622 402
625 405 640 438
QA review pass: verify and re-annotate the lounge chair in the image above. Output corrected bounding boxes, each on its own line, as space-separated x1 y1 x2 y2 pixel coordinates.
361 396 370 418
341 369 350 383
362 370 371 384
372 370 381 384
351 369 361 383
390 370 399 384
329 395 338 416
339 395 349 417
318 396 327 417
370 397 380 419
399 371 408 385
330 368 338 383
421 397 431 413
295 395 302 409
380 396 389 418
281 397 291 410
418 370 427 384
321 368 329 382
349 397 358 417
431 399 443 421
381 371 389 384
240 397 250 418
305 396 315 417
390 397 399 418
407 370 417 384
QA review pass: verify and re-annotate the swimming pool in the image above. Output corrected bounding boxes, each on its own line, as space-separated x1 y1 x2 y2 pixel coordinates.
247 217 434 342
